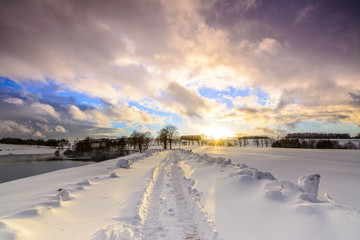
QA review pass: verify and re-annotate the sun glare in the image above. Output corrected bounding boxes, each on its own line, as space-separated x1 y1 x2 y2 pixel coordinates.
206 126 234 140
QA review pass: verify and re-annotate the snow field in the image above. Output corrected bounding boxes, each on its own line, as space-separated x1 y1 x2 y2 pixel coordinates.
183 146 360 210
0 149 165 240
178 149 360 240
0 144 56 155
0 147 359 240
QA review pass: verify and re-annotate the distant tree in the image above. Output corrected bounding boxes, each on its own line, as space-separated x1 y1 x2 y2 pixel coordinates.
243 139 248 147
344 141 357 149
253 139 260 147
158 128 169 149
130 131 152 153
157 125 179 149
165 125 178 150
117 136 128 150
74 136 93 154
264 138 269 147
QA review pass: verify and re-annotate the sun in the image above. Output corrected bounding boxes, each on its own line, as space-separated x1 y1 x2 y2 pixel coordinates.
206 126 234 140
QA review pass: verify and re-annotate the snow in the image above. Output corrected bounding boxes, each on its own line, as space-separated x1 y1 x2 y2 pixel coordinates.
0 146 359 239
0 144 56 156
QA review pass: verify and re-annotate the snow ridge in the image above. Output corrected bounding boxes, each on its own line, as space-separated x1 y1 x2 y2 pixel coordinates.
116 149 163 169
184 149 360 216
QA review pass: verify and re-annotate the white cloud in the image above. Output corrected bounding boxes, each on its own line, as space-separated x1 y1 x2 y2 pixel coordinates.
0 120 33 135
30 102 60 120
34 130 45 138
55 125 68 133
3 98 24 105
255 38 283 56
233 95 261 108
69 105 88 120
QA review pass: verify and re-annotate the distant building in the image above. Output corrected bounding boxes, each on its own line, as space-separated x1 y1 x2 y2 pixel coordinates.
180 135 201 145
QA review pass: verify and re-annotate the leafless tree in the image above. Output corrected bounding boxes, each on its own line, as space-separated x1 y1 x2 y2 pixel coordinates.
158 125 178 149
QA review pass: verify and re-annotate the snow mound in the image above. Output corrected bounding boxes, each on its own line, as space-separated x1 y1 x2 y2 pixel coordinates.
7 207 51 219
93 224 135 240
77 179 92 186
110 172 119 178
229 168 275 181
41 201 62 208
116 159 131 169
115 149 163 169
0 221 20 240
191 152 327 206
298 174 320 195
57 189 71 201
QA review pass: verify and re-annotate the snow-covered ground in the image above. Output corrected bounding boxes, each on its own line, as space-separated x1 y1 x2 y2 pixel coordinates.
0 144 56 156
0 147 359 239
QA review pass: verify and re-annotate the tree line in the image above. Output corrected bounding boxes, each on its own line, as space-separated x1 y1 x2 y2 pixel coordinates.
285 132 352 139
0 137 68 147
72 125 179 158
272 138 358 149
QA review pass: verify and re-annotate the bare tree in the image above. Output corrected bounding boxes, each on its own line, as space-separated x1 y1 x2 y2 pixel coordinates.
158 125 178 149
130 131 153 153
165 125 178 150
158 128 169 149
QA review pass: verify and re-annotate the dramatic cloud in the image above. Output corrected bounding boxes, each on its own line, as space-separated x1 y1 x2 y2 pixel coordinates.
0 0 359 138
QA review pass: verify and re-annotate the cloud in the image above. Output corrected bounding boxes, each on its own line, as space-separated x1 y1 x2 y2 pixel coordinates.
55 125 68 133
157 82 226 119
295 4 316 26
221 104 359 128
233 94 261 108
0 0 359 137
30 102 61 120
4 98 24 105
255 38 283 56
0 120 33 136
69 105 88 120
253 126 275 136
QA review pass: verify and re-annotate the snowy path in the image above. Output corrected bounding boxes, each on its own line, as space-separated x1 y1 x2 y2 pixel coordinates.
97 150 219 240
138 151 199 239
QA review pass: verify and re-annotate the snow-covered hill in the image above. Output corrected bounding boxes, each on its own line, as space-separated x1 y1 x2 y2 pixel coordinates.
0 148 359 239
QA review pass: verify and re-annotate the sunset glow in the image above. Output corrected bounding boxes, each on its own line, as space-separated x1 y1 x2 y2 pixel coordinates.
0 0 359 138
202 126 234 140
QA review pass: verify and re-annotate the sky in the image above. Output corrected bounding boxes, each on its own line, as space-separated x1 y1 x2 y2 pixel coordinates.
0 0 359 139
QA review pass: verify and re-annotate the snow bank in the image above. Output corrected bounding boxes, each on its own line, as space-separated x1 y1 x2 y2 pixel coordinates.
0 148 166 240
179 149 360 240
116 149 163 169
